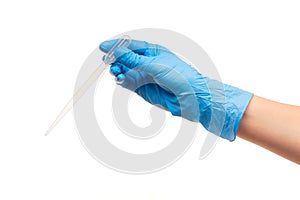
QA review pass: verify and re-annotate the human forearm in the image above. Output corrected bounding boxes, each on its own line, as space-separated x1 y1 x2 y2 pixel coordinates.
237 95 300 164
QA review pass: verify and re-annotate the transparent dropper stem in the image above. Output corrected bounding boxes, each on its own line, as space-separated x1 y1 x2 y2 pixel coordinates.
45 35 131 136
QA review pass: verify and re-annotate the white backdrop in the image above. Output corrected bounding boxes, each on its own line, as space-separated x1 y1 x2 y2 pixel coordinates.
0 0 299 199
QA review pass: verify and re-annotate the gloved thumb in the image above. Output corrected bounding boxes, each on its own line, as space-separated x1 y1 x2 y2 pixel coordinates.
114 46 151 72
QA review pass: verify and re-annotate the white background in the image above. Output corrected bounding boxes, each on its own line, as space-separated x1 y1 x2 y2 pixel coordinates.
0 0 299 199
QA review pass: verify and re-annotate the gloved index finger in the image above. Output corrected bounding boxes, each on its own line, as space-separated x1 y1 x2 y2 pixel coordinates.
113 46 150 70
100 39 156 55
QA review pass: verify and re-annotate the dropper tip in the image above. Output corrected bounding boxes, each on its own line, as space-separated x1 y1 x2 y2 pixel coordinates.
45 128 52 136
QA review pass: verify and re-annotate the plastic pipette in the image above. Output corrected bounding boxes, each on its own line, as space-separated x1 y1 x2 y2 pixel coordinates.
45 35 131 136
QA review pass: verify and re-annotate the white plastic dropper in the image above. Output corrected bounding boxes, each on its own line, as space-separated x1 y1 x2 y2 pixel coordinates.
45 35 131 136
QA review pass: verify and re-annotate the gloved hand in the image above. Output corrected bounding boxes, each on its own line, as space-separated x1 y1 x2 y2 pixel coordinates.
100 39 253 141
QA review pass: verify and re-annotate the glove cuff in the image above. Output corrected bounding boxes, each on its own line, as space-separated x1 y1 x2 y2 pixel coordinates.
221 85 253 141
199 78 253 141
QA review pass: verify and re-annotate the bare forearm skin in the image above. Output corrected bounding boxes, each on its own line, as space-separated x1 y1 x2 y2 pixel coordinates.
237 95 300 164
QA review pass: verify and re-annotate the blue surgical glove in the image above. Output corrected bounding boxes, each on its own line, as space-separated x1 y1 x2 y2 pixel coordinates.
100 40 253 141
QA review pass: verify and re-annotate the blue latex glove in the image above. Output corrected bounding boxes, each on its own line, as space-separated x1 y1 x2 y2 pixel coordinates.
100 40 253 141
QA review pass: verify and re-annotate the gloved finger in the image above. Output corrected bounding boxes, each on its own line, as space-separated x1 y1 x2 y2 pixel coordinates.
110 63 122 76
99 40 115 52
110 62 131 75
113 46 151 71
115 74 125 83
109 63 126 84
100 39 166 55
100 39 148 54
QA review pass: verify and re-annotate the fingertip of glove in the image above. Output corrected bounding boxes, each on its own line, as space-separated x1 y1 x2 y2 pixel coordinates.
116 74 125 83
110 64 122 76
99 40 116 52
